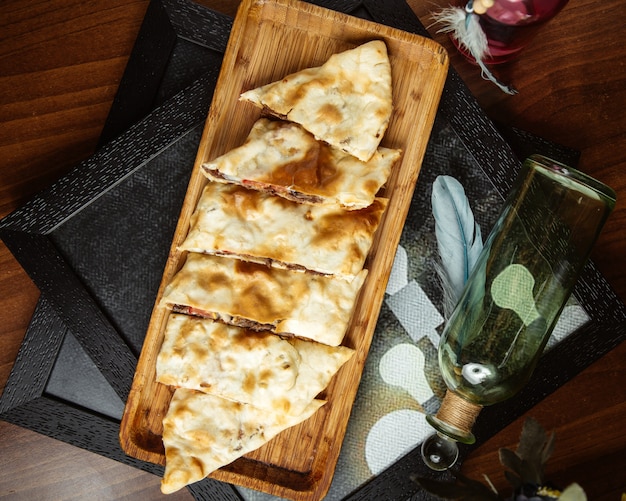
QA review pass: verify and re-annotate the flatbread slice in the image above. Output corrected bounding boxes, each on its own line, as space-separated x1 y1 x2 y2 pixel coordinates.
202 118 401 210
156 313 353 415
240 40 393 162
161 388 324 494
161 253 366 346
180 181 387 279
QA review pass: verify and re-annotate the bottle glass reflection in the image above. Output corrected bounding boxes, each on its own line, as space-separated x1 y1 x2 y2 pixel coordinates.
422 154 616 469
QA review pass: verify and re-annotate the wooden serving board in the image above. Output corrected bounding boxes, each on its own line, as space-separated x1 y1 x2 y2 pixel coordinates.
119 0 448 499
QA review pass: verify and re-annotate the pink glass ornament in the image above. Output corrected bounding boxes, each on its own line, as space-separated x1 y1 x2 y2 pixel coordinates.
455 0 570 64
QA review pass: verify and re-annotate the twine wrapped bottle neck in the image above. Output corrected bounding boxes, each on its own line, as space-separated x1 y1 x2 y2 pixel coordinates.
426 390 483 445
421 391 482 470
437 390 482 434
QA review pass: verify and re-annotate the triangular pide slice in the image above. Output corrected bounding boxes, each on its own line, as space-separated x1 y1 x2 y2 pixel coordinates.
156 313 353 416
160 388 324 494
202 118 401 210
161 253 366 346
180 181 388 279
240 40 393 162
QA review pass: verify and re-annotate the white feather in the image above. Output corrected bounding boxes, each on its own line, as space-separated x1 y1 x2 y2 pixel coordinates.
431 6 518 94
432 6 489 61
431 175 483 316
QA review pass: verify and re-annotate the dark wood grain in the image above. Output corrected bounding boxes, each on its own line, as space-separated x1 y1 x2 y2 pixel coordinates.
0 0 624 500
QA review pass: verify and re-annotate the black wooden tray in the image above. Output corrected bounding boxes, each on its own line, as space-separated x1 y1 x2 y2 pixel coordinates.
1 0 625 500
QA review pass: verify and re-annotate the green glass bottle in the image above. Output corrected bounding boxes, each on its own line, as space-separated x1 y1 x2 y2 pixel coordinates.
422 155 616 470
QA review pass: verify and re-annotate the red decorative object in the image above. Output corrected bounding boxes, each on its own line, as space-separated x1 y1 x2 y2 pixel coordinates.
457 0 570 64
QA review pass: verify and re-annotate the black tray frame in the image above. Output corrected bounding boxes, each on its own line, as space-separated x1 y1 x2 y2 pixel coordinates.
1 0 625 500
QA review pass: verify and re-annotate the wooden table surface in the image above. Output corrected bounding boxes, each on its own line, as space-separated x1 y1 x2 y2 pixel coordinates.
1 0 624 499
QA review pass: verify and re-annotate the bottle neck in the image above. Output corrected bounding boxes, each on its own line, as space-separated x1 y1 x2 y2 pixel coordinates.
427 390 483 444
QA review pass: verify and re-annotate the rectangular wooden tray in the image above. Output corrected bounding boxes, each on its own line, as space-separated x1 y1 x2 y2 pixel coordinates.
119 0 448 499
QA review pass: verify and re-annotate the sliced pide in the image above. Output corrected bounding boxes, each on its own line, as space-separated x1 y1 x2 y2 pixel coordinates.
240 40 393 162
156 313 353 416
180 181 387 279
161 388 324 494
156 38 399 495
201 118 400 210
161 253 367 346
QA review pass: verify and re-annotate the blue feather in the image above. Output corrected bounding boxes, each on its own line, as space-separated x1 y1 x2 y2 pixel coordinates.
431 175 483 316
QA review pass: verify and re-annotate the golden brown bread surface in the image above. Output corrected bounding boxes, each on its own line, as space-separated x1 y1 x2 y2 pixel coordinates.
161 389 325 494
240 40 393 162
156 313 353 416
161 253 367 346
180 181 388 278
202 118 400 210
